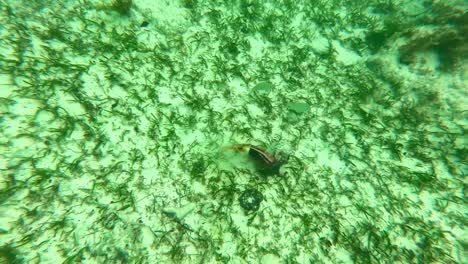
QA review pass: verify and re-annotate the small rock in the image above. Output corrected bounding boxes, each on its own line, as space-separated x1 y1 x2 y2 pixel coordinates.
253 82 273 95
239 188 263 213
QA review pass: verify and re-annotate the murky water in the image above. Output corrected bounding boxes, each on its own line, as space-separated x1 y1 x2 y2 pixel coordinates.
0 0 466 263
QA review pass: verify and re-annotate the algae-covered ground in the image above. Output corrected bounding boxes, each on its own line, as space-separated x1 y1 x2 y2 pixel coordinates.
0 0 466 263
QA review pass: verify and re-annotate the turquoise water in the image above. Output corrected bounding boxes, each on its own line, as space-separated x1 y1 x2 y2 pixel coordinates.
0 0 466 263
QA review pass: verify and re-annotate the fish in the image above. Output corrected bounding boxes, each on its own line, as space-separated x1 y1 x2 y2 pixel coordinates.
226 144 283 175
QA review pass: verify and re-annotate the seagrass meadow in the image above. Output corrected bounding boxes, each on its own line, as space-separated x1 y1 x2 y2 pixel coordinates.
0 0 466 263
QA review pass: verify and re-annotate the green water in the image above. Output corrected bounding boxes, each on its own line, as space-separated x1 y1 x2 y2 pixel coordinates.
0 0 466 263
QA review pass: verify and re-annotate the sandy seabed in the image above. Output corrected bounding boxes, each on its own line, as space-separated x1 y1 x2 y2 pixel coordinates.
0 0 466 263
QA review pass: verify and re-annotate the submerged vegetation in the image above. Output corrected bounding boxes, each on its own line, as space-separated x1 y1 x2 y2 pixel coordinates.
111 0 133 15
0 0 465 263
398 2 468 71
95 0 133 15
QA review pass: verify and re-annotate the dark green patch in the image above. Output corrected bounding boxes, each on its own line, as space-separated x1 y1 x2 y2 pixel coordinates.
0 244 23 264
111 0 133 15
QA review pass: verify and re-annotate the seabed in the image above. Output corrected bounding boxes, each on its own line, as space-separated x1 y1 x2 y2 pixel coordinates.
0 0 466 263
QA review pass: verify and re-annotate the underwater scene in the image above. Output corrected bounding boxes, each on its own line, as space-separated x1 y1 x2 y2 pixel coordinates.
0 0 466 263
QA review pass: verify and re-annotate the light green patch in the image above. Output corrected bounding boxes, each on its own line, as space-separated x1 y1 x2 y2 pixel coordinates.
253 82 273 95
287 102 310 114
